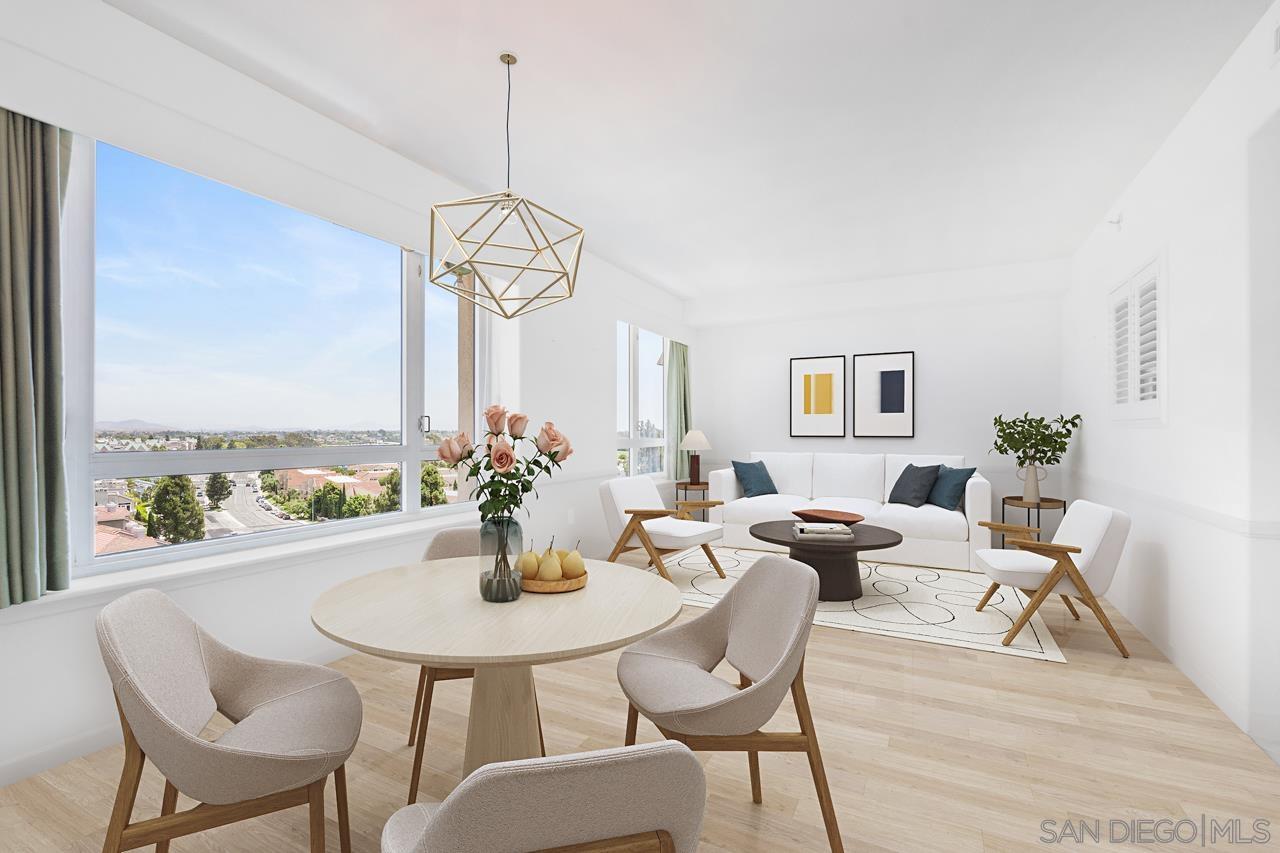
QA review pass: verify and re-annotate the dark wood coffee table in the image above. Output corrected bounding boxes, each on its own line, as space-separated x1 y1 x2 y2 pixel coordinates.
749 520 903 601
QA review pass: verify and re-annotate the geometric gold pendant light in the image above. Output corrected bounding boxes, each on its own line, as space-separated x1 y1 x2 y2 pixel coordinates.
428 53 584 319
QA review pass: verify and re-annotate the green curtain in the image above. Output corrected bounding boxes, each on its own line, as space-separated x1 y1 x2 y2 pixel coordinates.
667 340 692 481
0 108 68 608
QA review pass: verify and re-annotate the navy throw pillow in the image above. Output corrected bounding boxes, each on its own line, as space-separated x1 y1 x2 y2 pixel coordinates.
887 464 940 507
928 465 976 511
732 460 778 498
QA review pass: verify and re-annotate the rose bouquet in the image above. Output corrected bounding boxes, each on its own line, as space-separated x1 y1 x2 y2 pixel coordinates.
438 405 572 601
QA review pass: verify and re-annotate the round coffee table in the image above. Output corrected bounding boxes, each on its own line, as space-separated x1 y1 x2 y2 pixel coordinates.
749 520 903 601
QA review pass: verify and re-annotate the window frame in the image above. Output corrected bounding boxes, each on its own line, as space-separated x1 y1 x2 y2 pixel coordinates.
616 321 668 478
65 139 477 578
1109 256 1167 425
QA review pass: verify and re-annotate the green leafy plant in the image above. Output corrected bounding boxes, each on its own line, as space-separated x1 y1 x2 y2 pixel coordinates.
991 413 1082 467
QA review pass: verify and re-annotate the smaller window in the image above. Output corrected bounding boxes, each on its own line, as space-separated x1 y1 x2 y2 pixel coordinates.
616 322 667 477
1110 259 1164 421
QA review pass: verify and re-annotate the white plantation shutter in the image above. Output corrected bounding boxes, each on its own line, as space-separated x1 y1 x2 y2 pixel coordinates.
1136 277 1159 401
1110 259 1163 420
1112 297 1130 405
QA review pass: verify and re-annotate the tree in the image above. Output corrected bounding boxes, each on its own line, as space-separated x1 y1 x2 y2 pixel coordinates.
421 462 447 507
374 469 401 514
259 470 279 495
310 482 345 520
205 472 233 509
149 475 205 544
145 512 158 539
342 493 374 518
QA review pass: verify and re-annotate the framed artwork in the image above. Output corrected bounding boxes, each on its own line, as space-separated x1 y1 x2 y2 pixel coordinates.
853 351 915 437
790 355 846 437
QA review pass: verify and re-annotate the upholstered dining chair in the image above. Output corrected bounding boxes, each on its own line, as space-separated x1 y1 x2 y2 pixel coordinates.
617 555 843 852
405 525 545 805
600 475 726 581
96 589 362 853
381 741 705 853
975 499 1132 657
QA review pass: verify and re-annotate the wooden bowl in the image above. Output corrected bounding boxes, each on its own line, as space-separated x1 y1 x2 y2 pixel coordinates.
521 571 588 594
792 509 865 525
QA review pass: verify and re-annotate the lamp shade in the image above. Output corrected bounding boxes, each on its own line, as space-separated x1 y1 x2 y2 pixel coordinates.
679 430 711 452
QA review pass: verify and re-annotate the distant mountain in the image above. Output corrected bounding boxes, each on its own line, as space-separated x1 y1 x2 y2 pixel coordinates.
94 419 180 433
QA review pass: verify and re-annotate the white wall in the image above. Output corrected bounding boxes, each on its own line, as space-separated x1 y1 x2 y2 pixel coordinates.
0 0 689 785
692 260 1070 512
1059 1 1280 759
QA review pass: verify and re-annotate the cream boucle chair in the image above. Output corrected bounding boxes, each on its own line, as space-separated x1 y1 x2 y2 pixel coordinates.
617 554 843 852
96 589 362 853
381 741 705 853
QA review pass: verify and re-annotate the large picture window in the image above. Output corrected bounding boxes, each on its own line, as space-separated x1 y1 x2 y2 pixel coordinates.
72 142 475 572
616 321 667 476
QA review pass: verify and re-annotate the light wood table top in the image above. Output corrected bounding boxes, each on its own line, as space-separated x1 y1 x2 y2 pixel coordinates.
311 556 682 668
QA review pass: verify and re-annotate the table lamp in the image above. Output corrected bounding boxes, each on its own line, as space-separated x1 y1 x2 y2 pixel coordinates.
679 429 711 485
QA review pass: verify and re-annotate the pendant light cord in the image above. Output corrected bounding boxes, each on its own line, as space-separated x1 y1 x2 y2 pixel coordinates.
505 59 512 189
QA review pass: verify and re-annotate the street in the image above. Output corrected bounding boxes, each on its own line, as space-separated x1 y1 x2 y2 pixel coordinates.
206 473 303 533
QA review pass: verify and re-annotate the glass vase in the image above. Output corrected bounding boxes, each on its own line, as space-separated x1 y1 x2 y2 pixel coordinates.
479 516 524 602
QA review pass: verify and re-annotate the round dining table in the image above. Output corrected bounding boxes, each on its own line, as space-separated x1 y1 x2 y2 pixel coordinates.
311 556 682 785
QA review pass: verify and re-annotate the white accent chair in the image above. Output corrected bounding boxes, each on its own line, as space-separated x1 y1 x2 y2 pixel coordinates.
600 475 726 581
617 555 843 852
974 499 1131 657
381 741 705 853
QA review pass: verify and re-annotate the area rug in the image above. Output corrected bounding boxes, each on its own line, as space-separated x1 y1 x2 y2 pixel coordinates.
669 546 1066 663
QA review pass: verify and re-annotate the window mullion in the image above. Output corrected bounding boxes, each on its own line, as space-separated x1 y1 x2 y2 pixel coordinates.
403 250 426 512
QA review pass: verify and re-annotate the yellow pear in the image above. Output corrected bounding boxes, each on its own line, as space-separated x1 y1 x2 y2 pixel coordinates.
516 550 539 580
537 552 563 581
555 548 570 562
561 550 586 579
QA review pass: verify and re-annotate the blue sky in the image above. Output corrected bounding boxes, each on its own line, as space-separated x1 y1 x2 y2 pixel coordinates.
95 142 459 432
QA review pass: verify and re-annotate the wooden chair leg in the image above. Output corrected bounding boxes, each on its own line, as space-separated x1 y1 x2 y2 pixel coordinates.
701 543 727 579
1060 594 1081 620
154 780 178 853
534 680 547 757
1001 564 1066 647
1061 565 1130 658
607 519 640 563
334 765 352 853
408 667 437 804
625 704 639 746
308 778 326 853
103 705 146 853
738 673 762 802
408 665 428 746
791 668 843 852
975 582 999 612
635 526 671 581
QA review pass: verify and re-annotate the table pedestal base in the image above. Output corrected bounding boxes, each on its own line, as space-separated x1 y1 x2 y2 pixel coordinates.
788 547 864 601
463 665 542 775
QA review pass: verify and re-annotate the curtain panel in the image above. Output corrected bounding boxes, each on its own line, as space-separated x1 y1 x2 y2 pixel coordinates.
667 340 692 482
0 108 69 608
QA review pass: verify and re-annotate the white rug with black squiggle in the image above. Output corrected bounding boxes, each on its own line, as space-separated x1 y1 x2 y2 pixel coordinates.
671 546 1066 663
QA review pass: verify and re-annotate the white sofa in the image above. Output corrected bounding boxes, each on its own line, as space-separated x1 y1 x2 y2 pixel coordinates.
707 452 991 571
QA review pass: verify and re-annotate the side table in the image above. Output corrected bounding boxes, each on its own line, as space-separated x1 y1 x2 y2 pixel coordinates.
1000 496 1066 544
676 481 710 520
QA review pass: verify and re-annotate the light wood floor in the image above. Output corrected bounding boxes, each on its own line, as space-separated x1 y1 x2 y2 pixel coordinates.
4 565 1279 852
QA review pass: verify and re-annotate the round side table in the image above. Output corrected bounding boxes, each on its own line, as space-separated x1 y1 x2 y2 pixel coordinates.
675 481 710 520
1000 496 1066 543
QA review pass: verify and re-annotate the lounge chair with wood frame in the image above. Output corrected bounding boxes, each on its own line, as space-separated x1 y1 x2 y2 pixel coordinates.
600 475 726 581
617 555 843 852
975 499 1132 657
380 741 705 853
96 589 361 853
403 527 547 804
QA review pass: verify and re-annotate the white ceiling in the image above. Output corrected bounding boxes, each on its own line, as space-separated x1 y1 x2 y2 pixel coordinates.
106 0 1268 297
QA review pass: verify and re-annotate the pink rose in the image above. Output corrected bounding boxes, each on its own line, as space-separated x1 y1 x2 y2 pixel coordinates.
483 404 508 435
508 412 530 438
555 435 573 461
535 421 564 455
489 437 517 474
456 431 474 457
437 436 462 465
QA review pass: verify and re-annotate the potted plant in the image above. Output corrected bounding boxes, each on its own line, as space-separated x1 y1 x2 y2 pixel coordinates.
990 413 1082 502
438 405 573 602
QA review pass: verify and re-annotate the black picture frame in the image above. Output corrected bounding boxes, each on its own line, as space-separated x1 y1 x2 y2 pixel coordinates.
789 355 847 438
852 351 915 438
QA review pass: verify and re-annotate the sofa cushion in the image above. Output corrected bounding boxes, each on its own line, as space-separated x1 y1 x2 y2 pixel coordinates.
811 453 884 501
883 454 964 501
749 452 813 499
732 460 777 497
928 464 976 511
797 498 882 522
721 494 809 526
888 464 940 507
876 502 969 542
